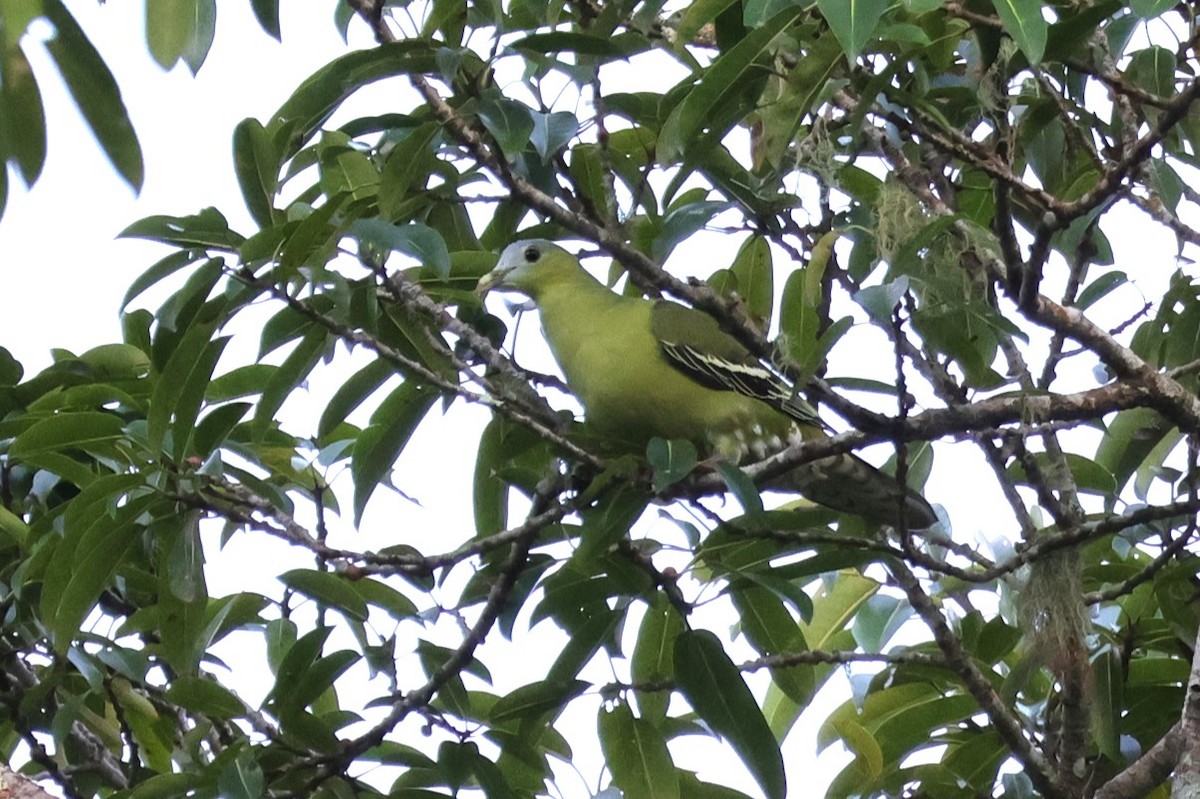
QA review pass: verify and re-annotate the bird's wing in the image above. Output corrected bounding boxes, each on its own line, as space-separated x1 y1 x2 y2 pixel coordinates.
649 301 823 428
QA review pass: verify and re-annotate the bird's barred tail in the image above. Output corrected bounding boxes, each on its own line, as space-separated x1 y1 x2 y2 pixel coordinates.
773 453 938 529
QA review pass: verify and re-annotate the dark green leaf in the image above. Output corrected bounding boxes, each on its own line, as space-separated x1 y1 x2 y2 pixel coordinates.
318 359 396 438
121 207 242 249
477 95 534 160
45 494 160 651
1076 271 1127 310
10 411 125 457
1129 0 1175 19
0 44 46 184
511 31 640 57
271 42 439 158
731 587 812 705
714 461 763 513
351 381 439 523
217 752 264 799
252 327 328 435
122 251 198 310
646 437 698 491
165 675 248 718
659 7 805 164
43 0 144 189
249 0 282 38
489 679 589 723
280 569 369 621
674 630 786 799
350 220 451 278
233 117 279 227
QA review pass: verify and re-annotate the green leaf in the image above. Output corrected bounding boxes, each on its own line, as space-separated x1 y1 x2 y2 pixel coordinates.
45 494 160 651
765 573 879 736
530 111 579 163
675 0 738 45
1089 647 1123 761
1006 451 1117 496
379 122 440 218
659 7 805 163
473 417 510 538
252 327 328 435
1128 0 1174 18
1127 46 1175 99
990 0 1048 63
714 461 763 514
122 207 242 249
233 118 279 227
350 220 451 278
576 484 651 560
180 0 216 73
511 31 640 57
0 504 29 548
1076 271 1127 310
853 276 909 322
654 199 728 261
284 649 360 716
165 675 248 718
280 569 369 621
126 774 197 799
490 679 589 724
632 597 684 723
145 0 195 68
477 95 534 160
673 630 786 799
354 578 418 620
249 0 281 38
569 143 613 222
318 359 396 438
815 0 887 61
729 236 773 327
851 593 913 652
318 142 380 200
646 437 698 491
0 43 46 184
833 716 884 778
10 411 125 457
43 0 144 190
0 346 22 386
218 752 264 799
122 252 199 312
271 41 439 158
731 586 812 704
351 381 439 523
599 702 680 799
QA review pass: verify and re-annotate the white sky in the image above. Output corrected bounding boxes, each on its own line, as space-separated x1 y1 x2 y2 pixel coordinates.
1 1 1193 797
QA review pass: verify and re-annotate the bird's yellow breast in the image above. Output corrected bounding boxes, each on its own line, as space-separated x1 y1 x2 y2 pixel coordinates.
535 282 790 453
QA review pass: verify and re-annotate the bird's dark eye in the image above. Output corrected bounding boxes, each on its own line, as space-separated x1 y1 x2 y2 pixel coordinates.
523 246 540 263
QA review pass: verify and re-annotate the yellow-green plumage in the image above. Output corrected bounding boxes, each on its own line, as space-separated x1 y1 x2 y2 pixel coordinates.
478 240 937 528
